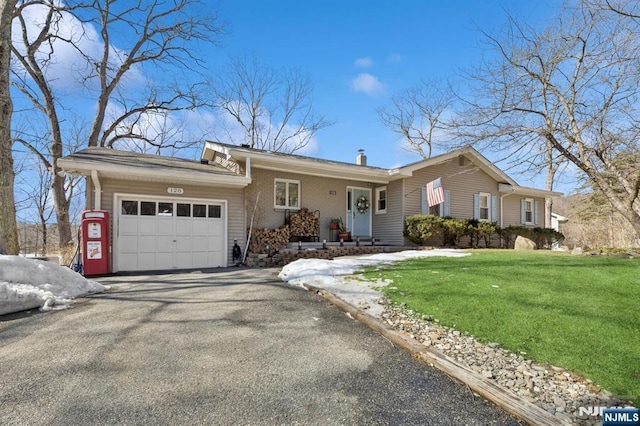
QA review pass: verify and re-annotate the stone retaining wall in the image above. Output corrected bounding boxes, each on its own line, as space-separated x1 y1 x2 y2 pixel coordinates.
244 245 416 268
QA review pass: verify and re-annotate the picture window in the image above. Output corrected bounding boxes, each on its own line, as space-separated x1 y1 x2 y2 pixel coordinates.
274 179 300 209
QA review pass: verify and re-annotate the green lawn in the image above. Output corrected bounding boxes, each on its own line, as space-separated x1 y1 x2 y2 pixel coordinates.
364 250 640 402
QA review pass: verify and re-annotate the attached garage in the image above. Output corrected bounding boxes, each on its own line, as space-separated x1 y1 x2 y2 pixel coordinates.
58 148 251 273
115 195 227 271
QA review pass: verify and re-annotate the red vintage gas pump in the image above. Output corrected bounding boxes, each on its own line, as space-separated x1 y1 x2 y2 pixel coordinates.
81 210 110 276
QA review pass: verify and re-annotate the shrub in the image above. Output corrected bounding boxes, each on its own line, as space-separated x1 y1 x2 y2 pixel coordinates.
467 220 498 248
406 215 564 249
442 217 468 246
404 214 443 245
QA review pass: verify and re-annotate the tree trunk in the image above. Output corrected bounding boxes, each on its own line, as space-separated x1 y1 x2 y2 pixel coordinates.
51 172 72 248
0 0 19 255
39 209 47 256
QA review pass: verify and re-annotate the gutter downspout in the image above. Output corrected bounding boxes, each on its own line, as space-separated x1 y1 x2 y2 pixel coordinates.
91 170 101 210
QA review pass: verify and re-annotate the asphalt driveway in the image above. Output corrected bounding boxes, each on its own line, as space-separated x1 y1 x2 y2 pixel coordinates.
0 267 519 425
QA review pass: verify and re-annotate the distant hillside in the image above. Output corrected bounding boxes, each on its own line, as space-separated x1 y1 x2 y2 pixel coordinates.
553 195 639 249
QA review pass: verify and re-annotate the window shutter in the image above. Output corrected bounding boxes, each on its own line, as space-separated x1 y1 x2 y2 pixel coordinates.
534 200 540 225
520 199 526 224
473 193 479 220
491 195 498 222
421 186 427 214
443 190 450 217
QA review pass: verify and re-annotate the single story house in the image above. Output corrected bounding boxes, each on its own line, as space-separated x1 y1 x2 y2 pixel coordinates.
58 142 562 272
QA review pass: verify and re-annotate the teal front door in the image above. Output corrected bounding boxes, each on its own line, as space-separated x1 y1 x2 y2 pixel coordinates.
347 187 371 237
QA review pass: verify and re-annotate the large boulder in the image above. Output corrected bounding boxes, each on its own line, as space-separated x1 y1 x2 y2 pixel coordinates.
514 235 537 251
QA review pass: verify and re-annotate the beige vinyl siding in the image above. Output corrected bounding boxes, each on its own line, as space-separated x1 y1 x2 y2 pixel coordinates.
248 168 375 242
88 177 245 266
502 195 546 227
502 195 522 227
403 156 500 220
372 179 405 245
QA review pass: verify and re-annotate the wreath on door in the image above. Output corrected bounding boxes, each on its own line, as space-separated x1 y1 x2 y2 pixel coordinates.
356 195 370 214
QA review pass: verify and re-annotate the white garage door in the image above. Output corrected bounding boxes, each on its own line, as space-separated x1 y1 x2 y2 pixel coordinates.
116 196 226 271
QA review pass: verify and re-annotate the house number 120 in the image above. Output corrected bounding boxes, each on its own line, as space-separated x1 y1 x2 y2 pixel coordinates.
167 187 184 194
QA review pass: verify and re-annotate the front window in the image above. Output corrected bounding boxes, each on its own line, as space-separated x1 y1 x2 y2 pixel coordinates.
274 179 300 209
524 198 534 223
479 192 490 221
376 187 387 214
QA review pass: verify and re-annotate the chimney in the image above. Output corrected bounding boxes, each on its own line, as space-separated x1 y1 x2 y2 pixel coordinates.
356 149 367 166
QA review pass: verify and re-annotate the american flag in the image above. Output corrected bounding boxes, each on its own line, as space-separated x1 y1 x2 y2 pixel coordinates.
426 177 444 207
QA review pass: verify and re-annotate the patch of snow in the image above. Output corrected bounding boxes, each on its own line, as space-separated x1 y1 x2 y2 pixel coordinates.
0 255 108 316
279 249 469 317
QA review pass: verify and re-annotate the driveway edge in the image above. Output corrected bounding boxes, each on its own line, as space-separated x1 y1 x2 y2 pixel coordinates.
306 285 567 426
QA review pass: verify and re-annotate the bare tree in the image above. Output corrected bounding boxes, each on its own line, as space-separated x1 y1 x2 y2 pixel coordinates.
599 0 640 19
27 162 54 255
211 55 331 153
378 79 454 159
455 1 640 234
0 0 18 254
10 0 224 250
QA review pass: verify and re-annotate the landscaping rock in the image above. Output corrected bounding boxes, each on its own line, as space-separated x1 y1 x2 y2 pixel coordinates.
514 235 537 250
571 247 584 255
379 301 633 426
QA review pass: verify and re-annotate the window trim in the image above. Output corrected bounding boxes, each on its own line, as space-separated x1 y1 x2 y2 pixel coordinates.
375 186 387 214
523 197 534 224
274 178 301 210
478 192 491 221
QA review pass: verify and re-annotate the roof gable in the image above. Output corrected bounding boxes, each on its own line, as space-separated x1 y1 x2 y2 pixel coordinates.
392 146 518 186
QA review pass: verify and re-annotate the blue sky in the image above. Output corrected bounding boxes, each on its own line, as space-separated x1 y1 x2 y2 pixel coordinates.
10 0 570 227
205 0 563 185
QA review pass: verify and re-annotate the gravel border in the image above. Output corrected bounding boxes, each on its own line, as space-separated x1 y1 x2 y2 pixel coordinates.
379 300 634 426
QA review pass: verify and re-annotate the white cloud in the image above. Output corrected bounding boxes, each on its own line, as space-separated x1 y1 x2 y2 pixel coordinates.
388 53 402 63
104 102 190 155
354 57 373 68
349 73 384 96
12 2 145 94
203 103 321 154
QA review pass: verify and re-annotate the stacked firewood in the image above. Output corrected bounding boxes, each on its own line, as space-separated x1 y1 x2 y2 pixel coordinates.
249 226 290 254
289 208 319 238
